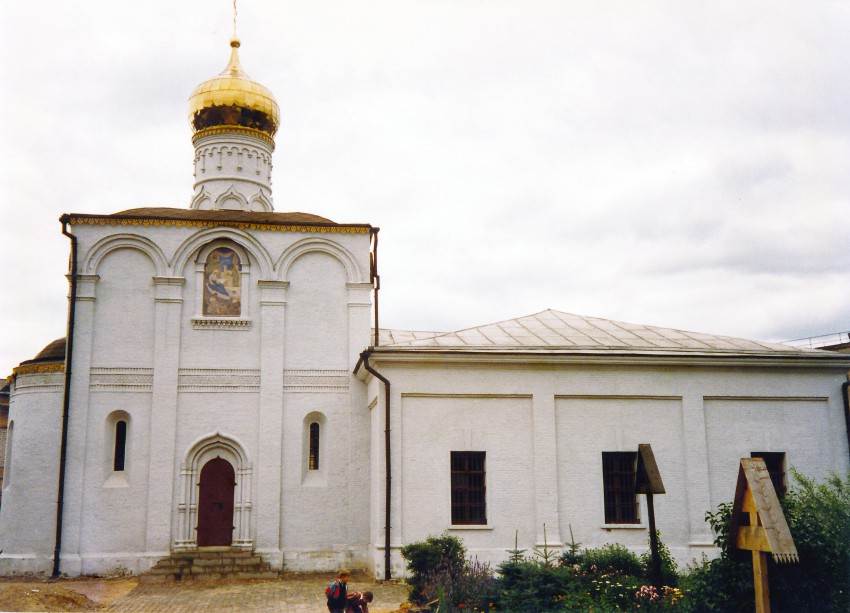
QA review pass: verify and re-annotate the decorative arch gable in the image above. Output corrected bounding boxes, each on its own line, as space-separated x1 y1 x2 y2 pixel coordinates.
183 431 250 467
276 237 364 284
190 186 213 210
82 234 168 277
214 185 249 211
171 227 273 279
248 189 273 212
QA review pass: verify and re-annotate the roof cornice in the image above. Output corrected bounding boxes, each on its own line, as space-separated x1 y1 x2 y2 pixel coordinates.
360 346 850 370
60 213 372 235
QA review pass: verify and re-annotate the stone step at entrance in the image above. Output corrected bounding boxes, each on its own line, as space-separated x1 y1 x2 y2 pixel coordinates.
143 547 279 581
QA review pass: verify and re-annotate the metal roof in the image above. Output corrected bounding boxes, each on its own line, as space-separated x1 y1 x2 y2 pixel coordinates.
374 309 831 356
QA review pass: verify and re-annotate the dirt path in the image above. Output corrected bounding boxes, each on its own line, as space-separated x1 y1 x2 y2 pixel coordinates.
0 572 411 612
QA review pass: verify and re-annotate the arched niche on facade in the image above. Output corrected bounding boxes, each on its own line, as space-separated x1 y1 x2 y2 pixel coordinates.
276 237 364 284
82 234 169 277
174 432 253 550
172 228 273 281
194 241 252 319
88 243 159 366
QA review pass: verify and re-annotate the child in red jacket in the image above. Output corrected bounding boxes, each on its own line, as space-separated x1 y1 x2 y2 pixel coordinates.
325 569 351 613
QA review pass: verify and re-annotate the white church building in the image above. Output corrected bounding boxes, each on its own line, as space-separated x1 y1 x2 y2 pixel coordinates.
1 36 848 579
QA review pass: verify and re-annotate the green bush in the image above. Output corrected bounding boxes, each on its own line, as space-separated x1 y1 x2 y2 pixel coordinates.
579 543 643 577
680 553 751 613
428 557 497 611
639 531 680 587
400 532 467 603
770 470 850 612
558 525 583 567
494 538 688 611
682 471 850 613
495 559 577 612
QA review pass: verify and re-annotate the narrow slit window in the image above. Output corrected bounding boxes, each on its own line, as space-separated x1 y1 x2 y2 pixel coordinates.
308 422 320 470
451 451 486 525
3 421 12 488
113 420 127 472
602 451 639 524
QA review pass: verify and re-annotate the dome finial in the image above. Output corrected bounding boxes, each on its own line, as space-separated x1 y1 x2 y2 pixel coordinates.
229 1 240 55
232 0 238 38
187 9 280 139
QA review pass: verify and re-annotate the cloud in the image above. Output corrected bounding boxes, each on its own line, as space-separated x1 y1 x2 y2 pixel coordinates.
1 1 849 376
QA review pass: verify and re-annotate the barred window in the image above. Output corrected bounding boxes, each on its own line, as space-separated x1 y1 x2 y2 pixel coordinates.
451 451 486 525
602 452 639 524
309 423 320 470
750 452 786 498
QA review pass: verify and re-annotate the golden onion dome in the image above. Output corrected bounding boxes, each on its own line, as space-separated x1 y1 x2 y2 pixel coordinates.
188 37 280 138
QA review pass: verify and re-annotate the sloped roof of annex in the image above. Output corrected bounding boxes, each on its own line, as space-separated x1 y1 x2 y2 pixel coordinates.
368 309 850 367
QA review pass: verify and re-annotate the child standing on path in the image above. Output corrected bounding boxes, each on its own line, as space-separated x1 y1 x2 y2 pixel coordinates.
326 569 351 613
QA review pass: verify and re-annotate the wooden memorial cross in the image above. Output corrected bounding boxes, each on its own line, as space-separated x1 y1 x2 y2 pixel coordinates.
635 444 665 589
729 458 798 613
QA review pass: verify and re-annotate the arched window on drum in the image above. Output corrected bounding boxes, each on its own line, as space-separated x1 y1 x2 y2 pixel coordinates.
203 247 242 317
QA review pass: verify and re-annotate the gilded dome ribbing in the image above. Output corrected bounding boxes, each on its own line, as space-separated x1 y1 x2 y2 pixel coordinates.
188 37 280 138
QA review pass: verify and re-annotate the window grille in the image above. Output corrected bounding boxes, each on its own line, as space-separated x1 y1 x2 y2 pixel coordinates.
602 451 639 524
451 451 486 525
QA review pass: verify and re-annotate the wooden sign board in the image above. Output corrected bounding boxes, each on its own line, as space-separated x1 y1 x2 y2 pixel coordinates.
635 444 665 589
729 458 798 613
635 443 665 494
729 458 798 562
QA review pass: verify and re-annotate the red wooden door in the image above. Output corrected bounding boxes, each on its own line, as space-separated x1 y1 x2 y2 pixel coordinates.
197 457 236 546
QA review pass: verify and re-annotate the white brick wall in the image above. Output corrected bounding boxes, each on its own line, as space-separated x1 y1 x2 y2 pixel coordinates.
0 221 373 576
366 360 850 573
1 216 847 579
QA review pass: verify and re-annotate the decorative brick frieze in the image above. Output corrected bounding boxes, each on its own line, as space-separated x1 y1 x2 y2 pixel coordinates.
13 370 64 394
283 369 349 392
89 367 154 392
178 369 261 392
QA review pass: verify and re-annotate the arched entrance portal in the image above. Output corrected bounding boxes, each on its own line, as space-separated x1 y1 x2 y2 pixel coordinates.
174 432 253 551
197 457 236 546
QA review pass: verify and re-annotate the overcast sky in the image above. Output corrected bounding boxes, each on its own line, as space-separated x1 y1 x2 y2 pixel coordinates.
1 1 849 376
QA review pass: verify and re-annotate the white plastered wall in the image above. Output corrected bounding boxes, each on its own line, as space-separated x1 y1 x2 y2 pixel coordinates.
367 359 850 574
0 372 64 575
0 219 373 576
